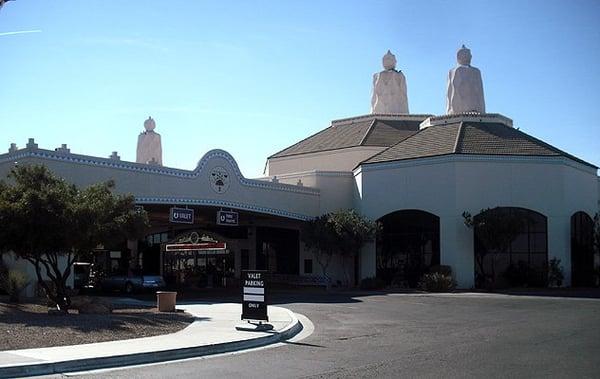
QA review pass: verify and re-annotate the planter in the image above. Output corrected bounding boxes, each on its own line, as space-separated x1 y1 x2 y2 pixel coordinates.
156 291 177 312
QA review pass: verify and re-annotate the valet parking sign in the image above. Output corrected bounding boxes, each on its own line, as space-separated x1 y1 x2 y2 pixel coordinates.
241 270 268 321
169 207 194 224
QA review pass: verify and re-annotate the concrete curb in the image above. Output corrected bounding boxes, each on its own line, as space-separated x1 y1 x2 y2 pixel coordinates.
0 308 302 378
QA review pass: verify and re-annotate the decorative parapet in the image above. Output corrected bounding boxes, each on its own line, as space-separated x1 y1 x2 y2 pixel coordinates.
0 143 318 196
55 144 70 154
25 138 38 150
419 113 513 129
331 113 432 127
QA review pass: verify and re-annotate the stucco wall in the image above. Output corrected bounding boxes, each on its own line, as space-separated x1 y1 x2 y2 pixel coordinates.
263 170 355 214
2 252 73 298
355 155 599 288
266 146 385 176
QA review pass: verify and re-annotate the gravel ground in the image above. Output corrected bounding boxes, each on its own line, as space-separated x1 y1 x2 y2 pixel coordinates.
0 297 194 351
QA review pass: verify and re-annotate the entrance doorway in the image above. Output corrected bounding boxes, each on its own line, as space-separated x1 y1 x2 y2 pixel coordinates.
256 227 299 275
161 231 234 288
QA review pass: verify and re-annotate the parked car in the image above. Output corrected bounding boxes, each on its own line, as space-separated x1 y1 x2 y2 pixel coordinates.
98 270 166 294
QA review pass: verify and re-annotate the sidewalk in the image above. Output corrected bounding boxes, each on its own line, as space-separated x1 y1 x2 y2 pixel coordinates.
0 303 302 378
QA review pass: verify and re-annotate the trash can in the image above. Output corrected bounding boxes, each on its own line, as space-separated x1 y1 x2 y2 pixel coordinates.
156 291 177 312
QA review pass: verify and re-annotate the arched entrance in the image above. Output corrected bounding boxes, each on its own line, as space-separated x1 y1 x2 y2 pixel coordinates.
161 230 234 288
376 210 440 288
473 207 547 288
571 211 594 287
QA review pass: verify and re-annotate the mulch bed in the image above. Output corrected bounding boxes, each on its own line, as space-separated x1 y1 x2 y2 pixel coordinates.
0 297 194 351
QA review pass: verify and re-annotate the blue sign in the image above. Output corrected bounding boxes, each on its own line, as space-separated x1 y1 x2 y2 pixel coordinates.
170 207 194 224
217 210 239 226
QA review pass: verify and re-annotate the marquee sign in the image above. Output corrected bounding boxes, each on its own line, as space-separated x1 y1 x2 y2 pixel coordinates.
217 210 239 226
241 270 268 321
165 242 227 252
169 207 194 224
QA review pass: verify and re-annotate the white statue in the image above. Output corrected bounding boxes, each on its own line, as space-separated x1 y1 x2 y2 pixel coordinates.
446 45 485 114
136 116 163 165
371 50 409 114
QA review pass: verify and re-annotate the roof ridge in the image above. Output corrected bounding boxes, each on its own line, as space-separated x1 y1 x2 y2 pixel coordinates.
453 122 464 153
355 125 431 168
267 124 332 159
358 118 377 146
270 145 384 160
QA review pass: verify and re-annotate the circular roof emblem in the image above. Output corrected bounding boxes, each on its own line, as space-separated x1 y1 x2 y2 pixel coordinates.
209 166 230 194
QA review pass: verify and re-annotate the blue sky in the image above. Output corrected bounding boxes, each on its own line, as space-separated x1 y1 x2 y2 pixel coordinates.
1 0 599 177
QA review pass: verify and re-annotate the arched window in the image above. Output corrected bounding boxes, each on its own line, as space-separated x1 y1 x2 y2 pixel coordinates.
571 211 594 287
376 210 440 288
473 207 547 288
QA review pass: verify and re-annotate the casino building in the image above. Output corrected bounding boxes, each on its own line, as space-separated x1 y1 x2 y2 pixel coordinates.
1 47 598 292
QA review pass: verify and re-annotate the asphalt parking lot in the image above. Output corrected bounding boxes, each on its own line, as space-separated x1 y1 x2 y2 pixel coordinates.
59 290 600 379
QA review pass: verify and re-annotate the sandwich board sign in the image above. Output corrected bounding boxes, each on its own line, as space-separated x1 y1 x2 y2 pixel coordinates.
241 270 268 321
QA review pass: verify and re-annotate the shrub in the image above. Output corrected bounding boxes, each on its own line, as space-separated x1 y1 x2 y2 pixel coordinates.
503 261 535 287
360 277 385 290
1 269 29 303
429 265 452 276
548 258 564 287
419 272 456 292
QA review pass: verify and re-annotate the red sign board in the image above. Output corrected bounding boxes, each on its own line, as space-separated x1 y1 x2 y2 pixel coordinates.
165 242 226 252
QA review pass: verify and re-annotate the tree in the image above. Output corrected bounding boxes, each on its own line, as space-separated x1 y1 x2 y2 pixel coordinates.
302 210 378 287
328 209 378 286
463 207 525 289
0 165 149 312
301 214 337 288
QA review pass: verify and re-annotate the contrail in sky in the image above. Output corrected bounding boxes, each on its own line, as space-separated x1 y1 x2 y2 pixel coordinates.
0 29 42 37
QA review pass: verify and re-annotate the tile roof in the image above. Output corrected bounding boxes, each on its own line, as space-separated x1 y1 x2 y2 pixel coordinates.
362 121 597 168
269 116 425 159
363 122 462 163
362 119 423 146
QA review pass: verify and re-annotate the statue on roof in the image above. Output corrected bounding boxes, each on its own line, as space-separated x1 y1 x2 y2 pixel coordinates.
371 50 409 114
446 45 486 114
136 116 163 165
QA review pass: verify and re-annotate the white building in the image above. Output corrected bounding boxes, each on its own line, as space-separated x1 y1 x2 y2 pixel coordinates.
1 48 598 292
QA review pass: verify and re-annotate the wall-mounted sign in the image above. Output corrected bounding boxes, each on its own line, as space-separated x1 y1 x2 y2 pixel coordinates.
217 210 239 226
209 166 231 194
241 270 268 321
165 242 227 252
170 207 194 224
